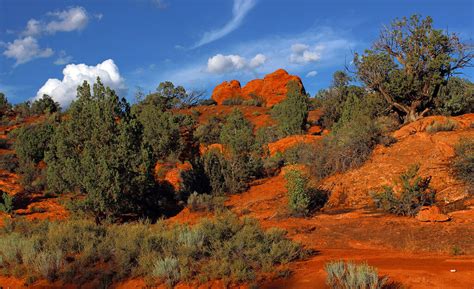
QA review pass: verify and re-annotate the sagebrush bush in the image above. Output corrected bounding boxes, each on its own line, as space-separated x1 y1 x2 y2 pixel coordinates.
325 260 388 289
187 192 225 212
0 153 18 172
426 119 457 133
0 213 305 286
452 138 474 191
371 164 436 216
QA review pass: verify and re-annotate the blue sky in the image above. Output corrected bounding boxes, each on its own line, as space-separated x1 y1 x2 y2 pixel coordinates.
1 0 473 105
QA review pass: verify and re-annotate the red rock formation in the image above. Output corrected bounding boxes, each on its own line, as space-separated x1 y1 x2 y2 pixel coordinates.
416 206 450 222
211 69 305 107
211 80 242 105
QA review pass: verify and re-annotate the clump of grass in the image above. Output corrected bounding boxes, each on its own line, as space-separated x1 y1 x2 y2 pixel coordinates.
325 260 388 289
222 97 244 106
426 119 457 133
371 164 436 216
451 246 464 256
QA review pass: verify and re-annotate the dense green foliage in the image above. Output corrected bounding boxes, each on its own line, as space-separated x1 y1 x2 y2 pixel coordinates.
272 81 309 136
0 213 304 286
452 138 474 191
195 116 223 145
435 77 474 116
31 95 61 115
354 15 473 123
13 121 56 191
0 92 12 116
45 79 163 221
371 165 436 216
311 93 386 180
325 260 388 289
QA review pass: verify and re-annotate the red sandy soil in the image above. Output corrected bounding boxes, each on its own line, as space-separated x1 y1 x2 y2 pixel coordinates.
322 114 474 208
1 114 473 288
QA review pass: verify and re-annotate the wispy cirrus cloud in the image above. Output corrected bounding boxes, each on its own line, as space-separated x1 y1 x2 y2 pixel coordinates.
192 0 257 48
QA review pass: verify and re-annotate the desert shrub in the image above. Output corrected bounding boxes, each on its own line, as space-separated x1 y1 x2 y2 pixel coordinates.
371 164 436 216
152 257 180 286
435 77 474 116
256 125 282 146
311 94 382 180
222 97 244 106
0 213 305 286
452 138 474 190
285 170 328 216
215 109 263 194
45 79 163 221
272 81 309 136
13 101 32 118
426 119 457 133
283 143 316 165
199 99 217 106
187 192 225 212
0 192 14 214
325 260 388 289
31 95 61 115
195 116 223 145
135 103 193 162
242 94 265 107
262 153 285 177
0 153 18 172
0 92 12 116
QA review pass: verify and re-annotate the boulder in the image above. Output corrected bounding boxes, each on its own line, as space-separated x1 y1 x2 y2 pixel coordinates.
211 80 242 105
415 206 450 222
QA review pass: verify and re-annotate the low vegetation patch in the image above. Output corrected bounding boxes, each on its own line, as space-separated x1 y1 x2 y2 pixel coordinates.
452 138 473 191
285 169 328 216
371 164 436 216
186 192 226 212
0 213 305 286
0 192 14 214
426 119 457 133
325 260 388 289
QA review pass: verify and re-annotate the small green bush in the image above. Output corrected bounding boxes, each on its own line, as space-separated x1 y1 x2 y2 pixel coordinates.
0 192 14 214
199 99 217 106
325 260 388 289
285 170 327 216
187 192 225 212
426 119 457 133
371 164 436 216
271 81 309 136
452 138 474 190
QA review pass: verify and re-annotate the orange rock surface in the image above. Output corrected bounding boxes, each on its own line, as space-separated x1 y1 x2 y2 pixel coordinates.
267 135 322 156
211 69 305 107
154 161 193 191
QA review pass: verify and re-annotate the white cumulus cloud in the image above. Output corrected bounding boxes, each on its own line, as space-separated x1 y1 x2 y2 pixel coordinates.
22 19 42 36
289 43 321 64
306 70 318 77
207 53 266 73
46 7 89 34
36 59 127 106
3 36 54 66
193 0 256 48
53 50 73 65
